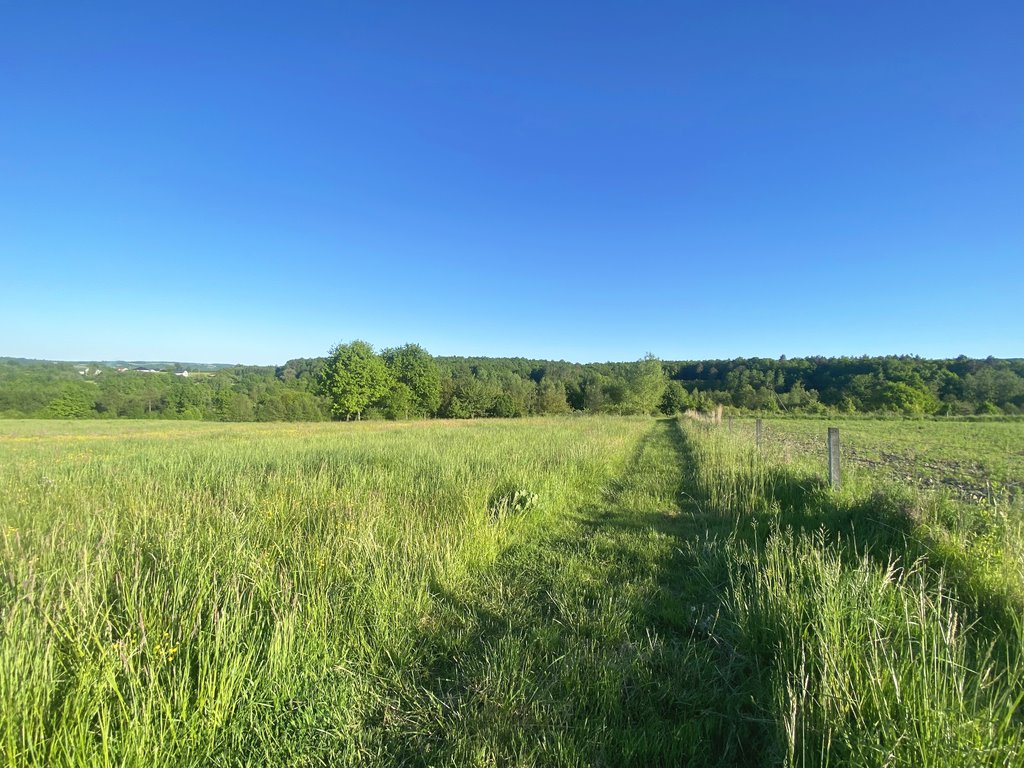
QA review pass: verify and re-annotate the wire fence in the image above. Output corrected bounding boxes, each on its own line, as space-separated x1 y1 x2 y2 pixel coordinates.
719 416 1024 504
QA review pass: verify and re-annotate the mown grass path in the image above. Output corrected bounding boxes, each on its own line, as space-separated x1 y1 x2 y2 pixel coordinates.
4 417 1020 766
365 419 771 766
358 417 1024 767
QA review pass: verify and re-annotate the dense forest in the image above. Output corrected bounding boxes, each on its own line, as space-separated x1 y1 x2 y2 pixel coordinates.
1 347 1023 421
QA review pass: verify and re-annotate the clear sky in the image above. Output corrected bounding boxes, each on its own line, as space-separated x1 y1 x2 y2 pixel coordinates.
2 2 1021 364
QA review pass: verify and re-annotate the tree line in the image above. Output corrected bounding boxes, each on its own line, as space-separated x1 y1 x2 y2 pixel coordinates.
1 348 1022 421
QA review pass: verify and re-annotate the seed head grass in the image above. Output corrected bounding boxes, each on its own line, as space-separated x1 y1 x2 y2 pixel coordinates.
1 416 1022 766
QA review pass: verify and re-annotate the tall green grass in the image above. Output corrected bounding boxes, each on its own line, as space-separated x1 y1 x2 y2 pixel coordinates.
677 418 1024 766
0 418 648 766
4 416 1022 765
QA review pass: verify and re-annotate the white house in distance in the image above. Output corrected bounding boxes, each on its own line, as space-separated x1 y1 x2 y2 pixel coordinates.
113 366 189 376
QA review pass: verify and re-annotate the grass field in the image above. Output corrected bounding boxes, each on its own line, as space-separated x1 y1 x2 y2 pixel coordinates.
2 417 1023 766
746 417 1024 500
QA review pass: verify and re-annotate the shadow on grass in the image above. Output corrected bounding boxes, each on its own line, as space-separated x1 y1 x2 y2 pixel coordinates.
752 438 1024 643
364 420 781 766
365 418 1023 766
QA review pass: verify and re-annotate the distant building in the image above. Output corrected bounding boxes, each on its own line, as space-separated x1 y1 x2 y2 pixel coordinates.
175 370 189 377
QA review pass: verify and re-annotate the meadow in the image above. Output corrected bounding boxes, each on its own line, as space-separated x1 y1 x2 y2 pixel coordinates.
1 416 1022 766
749 417 1024 499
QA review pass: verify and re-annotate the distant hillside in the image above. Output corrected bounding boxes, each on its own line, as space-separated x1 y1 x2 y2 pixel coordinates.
1 352 1022 421
0 357 235 372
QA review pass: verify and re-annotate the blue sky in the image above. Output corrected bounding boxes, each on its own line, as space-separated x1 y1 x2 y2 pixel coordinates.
2 2 1021 364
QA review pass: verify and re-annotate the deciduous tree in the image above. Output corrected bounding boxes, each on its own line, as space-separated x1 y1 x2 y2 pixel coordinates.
382 344 442 417
321 340 393 420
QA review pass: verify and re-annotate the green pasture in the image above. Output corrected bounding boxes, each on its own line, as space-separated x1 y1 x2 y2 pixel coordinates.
735 417 1024 498
1 417 1022 766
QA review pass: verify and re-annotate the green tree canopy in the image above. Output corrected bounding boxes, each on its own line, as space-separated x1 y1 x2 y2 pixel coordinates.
382 343 442 417
621 355 668 415
321 340 393 420
659 380 691 414
536 379 570 414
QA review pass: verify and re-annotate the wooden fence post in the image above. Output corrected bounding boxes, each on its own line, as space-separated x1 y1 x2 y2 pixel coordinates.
756 418 763 450
827 427 841 490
